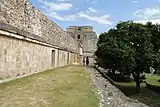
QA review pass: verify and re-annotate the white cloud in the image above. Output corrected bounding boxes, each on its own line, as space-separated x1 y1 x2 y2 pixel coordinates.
134 19 160 24
38 0 72 11
45 11 112 25
38 0 112 25
78 13 112 25
132 0 139 3
87 7 98 13
49 13 77 21
134 7 160 19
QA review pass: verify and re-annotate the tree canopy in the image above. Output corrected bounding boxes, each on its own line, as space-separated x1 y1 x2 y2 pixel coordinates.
95 21 160 92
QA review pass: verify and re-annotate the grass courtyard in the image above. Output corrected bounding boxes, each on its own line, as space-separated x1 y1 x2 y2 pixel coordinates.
0 65 99 107
145 74 160 86
115 75 160 107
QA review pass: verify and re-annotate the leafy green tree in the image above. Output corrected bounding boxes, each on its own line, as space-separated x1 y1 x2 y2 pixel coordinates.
95 21 159 93
145 22 160 73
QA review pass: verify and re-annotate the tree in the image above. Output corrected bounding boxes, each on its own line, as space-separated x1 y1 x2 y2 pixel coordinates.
95 30 118 73
145 22 160 73
95 21 159 93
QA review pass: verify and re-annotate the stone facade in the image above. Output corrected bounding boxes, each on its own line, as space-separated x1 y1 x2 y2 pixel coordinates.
0 32 54 80
0 0 78 52
0 28 78 82
0 0 97 82
66 26 98 65
0 0 80 82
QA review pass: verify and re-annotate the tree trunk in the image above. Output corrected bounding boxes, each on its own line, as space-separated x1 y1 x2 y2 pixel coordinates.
112 69 115 75
136 80 140 93
136 73 140 93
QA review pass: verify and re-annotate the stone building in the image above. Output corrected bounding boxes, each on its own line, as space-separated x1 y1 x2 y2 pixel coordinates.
66 26 98 65
0 0 97 82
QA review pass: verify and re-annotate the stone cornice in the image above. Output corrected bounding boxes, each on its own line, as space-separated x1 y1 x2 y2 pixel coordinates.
0 22 78 53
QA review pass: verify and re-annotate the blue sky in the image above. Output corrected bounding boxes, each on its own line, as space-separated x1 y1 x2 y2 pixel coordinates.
29 0 160 35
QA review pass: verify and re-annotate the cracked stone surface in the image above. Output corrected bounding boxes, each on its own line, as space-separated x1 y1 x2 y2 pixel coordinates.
85 67 149 107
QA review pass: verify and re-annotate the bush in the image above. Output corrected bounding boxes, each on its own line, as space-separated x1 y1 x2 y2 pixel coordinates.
158 80 160 82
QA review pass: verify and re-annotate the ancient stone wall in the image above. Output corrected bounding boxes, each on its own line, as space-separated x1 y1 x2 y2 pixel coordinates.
66 26 97 53
66 26 98 65
0 0 78 52
0 30 78 82
0 0 80 82
0 32 53 80
83 32 97 53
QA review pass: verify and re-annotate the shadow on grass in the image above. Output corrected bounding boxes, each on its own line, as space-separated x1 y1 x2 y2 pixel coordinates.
116 83 160 107
105 73 133 82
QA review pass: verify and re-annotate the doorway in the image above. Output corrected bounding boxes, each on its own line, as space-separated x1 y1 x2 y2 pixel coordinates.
51 50 55 67
67 53 70 64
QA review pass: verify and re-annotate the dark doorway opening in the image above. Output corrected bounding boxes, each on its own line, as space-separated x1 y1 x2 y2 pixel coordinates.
78 35 80 39
51 50 55 67
67 53 70 64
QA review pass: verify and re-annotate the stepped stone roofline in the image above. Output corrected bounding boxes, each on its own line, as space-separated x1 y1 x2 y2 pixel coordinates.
68 26 93 28
0 21 77 53
66 26 95 33
67 26 93 30
0 0 78 52
26 0 68 35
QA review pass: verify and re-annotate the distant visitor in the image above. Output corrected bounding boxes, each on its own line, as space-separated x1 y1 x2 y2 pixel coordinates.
86 56 89 66
83 57 85 66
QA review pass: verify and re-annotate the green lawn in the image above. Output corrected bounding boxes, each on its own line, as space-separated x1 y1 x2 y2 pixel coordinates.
0 65 99 107
146 74 160 86
115 82 160 107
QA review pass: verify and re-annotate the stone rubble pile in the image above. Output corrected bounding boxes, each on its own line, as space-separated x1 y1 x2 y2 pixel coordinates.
86 67 149 107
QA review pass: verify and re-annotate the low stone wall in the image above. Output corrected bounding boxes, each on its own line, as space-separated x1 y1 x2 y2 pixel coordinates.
87 67 148 107
146 83 160 94
94 66 118 86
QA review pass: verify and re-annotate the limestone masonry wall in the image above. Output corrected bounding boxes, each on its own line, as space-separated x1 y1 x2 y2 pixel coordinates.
0 33 54 80
66 26 98 65
0 0 79 82
0 30 77 81
0 0 78 51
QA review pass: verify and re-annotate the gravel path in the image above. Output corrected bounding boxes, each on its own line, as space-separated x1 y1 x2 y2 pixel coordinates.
85 67 149 107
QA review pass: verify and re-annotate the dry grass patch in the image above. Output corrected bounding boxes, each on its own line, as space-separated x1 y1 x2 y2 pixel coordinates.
0 65 99 107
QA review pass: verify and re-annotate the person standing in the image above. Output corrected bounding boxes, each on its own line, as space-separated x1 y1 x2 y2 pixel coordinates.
86 56 89 66
83 57 85 66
